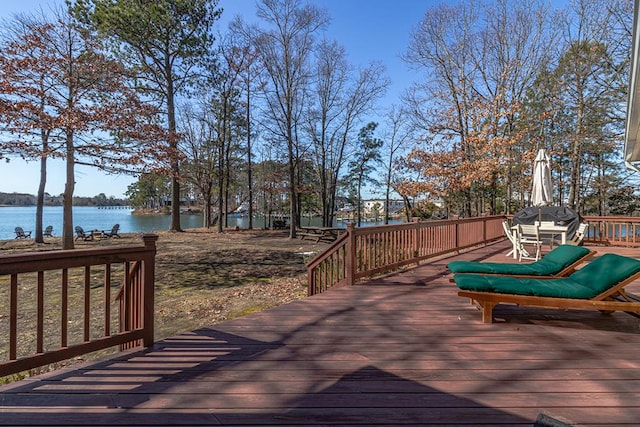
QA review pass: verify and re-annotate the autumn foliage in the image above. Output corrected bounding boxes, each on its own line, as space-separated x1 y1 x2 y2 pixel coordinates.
0 11 164 247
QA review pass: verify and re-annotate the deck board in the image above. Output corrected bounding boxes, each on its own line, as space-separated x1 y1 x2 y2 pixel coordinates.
1 241 640 426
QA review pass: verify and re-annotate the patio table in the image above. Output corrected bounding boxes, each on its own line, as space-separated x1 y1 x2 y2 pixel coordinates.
297 226 342 242
511 224 568 260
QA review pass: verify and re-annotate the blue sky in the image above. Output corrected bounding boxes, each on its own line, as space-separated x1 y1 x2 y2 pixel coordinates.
0 1 460 197
1 0 433 197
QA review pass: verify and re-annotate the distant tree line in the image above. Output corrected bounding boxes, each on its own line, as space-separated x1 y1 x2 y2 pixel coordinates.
0 192 130 207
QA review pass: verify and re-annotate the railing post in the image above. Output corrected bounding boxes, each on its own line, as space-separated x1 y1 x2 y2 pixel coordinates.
141 234 158 348
483 217 487 242
346 222 356 286
307 264 315 296
412 217 420 262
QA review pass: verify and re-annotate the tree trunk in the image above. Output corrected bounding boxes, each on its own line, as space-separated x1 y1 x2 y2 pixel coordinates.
204 183 213 228
224 116 232 229
567 138 581 210
167 72 182 232
287 145 297 239
217 151 224 233
356 173 363 227
62 131 75 250
320 166 329 227
568 80 585 211
385 158 393 224
35 141 47 244
246 85 253 230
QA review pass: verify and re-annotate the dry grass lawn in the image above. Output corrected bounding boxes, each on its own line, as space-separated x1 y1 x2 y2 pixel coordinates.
0 228 329 380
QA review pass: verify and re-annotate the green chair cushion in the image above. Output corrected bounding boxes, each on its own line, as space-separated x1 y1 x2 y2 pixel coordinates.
569 253 640 295
447 245 591 276
454 274 595 298
454 253 640 299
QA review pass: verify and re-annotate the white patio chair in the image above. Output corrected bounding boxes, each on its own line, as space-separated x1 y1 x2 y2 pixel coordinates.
535 220 558 249
568 222 588 246
502 219 529 258
517 224 542 262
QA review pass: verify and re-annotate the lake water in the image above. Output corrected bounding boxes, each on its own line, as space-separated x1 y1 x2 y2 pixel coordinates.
1 206 218 240
0 206 395 240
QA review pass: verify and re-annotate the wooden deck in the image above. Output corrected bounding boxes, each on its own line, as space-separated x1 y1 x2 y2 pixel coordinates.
2 241 640 426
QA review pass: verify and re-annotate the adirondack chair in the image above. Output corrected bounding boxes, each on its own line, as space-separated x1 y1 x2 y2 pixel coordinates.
74 226 93 241
43 225 54 237
14 227 31 239
101 224 121 238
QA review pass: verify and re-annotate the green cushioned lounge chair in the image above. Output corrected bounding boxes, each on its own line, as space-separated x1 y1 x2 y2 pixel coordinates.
448 245 594 278
453 253 640 323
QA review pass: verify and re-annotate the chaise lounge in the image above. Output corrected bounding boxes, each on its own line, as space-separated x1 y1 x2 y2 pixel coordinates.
453 253 640 323
448 245 594 278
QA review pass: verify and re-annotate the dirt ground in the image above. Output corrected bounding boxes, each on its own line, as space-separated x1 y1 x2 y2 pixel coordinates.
151 228 328 339
0 228 329 341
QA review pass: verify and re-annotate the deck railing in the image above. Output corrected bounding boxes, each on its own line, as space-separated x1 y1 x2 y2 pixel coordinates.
307 216 505 295
582 215 640 246
0 234 157 378
307 215 640 295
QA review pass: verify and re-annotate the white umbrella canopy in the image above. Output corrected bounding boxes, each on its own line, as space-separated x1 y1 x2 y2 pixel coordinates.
531 148 553 207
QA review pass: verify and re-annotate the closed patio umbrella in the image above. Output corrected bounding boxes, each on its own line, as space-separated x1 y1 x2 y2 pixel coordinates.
531 149 553 222
531 148 553 207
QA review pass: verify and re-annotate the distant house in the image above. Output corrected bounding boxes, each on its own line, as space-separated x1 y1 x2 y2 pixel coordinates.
338 203 354 212
361 199 404 217
163 198 195 207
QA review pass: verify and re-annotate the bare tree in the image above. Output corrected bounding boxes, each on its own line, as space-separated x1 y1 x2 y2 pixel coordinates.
305 40 349 227
305 39 389 227
178 102 218 228
252 0 329 237
555 0 629 210
403 1 481 215
402 0 555 215
229 18 264 230
477 0 556 213
380 105 413 224
206 33 247 232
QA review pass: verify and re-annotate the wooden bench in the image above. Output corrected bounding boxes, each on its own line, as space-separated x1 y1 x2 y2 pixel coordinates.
273 220 288 230
297 232 322 242
297 227 342 243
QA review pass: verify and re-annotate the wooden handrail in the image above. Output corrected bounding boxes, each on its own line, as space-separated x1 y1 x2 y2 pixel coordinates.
116 259 148 351
581 215 640 247
0 234 158 378
307 230 350 295
307 216 505 295
307 214 640 296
